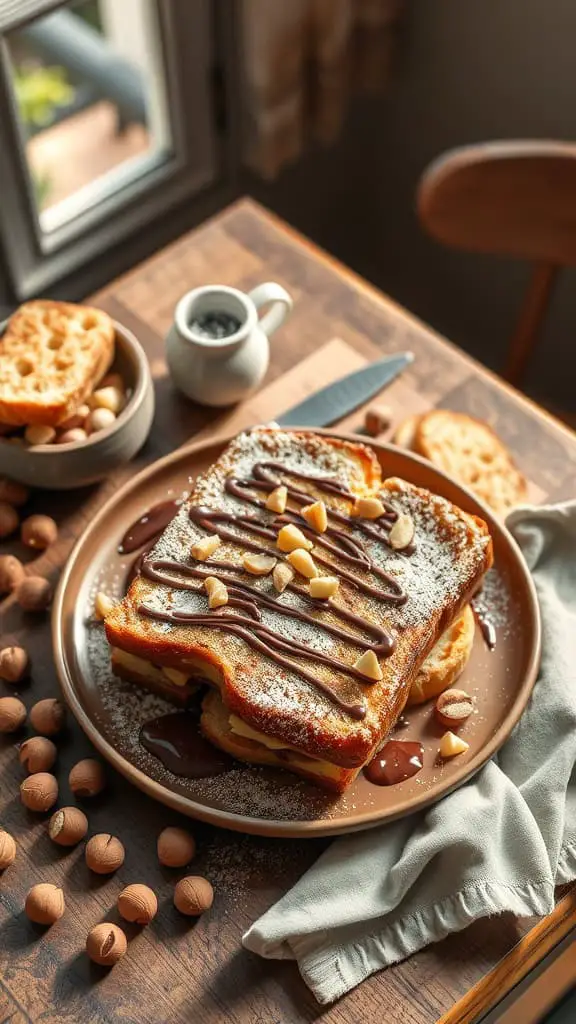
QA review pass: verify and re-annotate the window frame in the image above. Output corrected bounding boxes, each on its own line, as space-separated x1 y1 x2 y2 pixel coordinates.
0 0 217 298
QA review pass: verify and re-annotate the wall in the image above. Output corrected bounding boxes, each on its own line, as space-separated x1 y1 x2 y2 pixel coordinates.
249 0 576 412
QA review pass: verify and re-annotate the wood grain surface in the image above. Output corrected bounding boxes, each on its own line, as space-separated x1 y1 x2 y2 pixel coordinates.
1 199 574 1024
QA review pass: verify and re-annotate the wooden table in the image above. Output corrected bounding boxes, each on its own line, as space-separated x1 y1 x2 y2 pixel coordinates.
1 199 574 1024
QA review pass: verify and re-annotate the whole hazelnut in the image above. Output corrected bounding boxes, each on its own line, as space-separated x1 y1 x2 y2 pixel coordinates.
0 830 17 869
364 403 393 437
0 477 29 506
20 772 58 812
86 923 127 966
21 515 58 550
48 806 88 847
25 883 65 925
30 698 66 736
0 554 25 594
117 884 158 925
174 876 214 917
19 736 57 774
0 502 19 538
16 576 53 612
69 758 105 798
86 408 116 434
435 689 475 729
85 833 125 875
56 428 88 445
0 696 27 733
0 645 29 683
157 826 196 868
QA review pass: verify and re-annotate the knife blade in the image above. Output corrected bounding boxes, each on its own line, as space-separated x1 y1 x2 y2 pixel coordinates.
276 352 413 428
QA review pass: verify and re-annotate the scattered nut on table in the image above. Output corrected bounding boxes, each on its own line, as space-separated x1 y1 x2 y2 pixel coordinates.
20 772 59 812
19 736 57 774
0 478 29 506
157 826 196 868
0 830 17 869
86 923 127 966
0 502 19 538
0 645 29 683
25 883 65 925
69 758 105 798
21 515 58 550
29 698 66 736
0 554 25 594
435 689 474 729
48 806 88 847
85 833 125 874
16 576 53 612
173 876 214 917
0 696 27 733
364 403 393 436
117 884 158 925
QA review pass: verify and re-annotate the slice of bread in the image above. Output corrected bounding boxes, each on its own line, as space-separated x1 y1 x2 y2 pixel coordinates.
0 300 115 426
406 603 475 705
414 410 527 517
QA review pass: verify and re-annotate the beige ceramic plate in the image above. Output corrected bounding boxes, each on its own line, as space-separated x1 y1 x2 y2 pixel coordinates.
53 431 540 838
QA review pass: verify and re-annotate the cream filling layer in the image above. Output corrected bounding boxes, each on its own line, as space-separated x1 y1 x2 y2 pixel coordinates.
111 648 190 688
228 714 349 780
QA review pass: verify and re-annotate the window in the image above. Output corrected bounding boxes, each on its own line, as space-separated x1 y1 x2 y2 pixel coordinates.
0 0 217 297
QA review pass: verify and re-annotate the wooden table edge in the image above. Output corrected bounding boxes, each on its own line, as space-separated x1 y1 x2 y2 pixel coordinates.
437 888 576 1024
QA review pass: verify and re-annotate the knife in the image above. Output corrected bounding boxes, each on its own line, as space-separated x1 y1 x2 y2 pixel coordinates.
276 352 413 427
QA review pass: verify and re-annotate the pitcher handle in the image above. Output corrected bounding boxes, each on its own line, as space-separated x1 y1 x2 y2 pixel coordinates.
248 282 293 338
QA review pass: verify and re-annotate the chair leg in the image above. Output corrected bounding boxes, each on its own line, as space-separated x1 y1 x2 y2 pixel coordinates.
504 263 558 385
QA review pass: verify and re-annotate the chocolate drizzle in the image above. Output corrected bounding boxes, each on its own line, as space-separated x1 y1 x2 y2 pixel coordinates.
119 498 184 554
135 457 413 720
140 711 233 777
364 739 424 785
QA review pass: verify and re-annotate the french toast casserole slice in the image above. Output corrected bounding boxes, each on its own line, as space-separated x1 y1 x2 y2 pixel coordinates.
105 428 493 791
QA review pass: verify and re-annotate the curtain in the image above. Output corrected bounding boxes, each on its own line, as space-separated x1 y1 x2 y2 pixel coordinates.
239 0 404 179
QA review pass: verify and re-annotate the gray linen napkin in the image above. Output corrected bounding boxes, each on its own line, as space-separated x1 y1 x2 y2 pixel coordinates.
243 501 576 1004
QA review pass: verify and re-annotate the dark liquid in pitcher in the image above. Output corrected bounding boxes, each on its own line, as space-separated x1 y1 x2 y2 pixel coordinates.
189 312 242 340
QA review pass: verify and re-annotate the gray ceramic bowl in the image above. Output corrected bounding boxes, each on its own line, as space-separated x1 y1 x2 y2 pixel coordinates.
0 320 155 489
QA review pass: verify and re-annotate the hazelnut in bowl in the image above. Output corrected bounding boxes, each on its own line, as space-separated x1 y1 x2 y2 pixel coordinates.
0 302 154 489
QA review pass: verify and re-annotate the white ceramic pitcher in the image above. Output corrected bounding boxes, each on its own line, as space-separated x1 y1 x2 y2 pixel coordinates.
166 282 293 406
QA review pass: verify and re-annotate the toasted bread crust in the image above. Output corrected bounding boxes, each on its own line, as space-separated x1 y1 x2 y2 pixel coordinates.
0 300 114 426
106 429 493 769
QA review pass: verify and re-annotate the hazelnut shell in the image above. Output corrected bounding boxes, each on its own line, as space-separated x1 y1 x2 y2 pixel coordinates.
29 698 66 736
19 736 57 774
48 806 89 847
174 876 214 917
85 833 125 874
0 554 25 594
117 884 158 925
68 758 105 797
16 576 52 612
435 688 474 729
0 645 29 683
0 695 27 732
0 501 19 538
157 826 196 868
0 478 29 506
0 830 17 870
20 772 59 812
25 883 65 925
21 514 58 550
86 923 127 966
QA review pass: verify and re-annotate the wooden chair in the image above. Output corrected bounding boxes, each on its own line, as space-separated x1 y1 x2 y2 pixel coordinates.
417 140 576 384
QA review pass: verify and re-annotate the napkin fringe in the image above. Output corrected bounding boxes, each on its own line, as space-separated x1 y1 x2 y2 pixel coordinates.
290 877 555 1004
556 840 576 884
